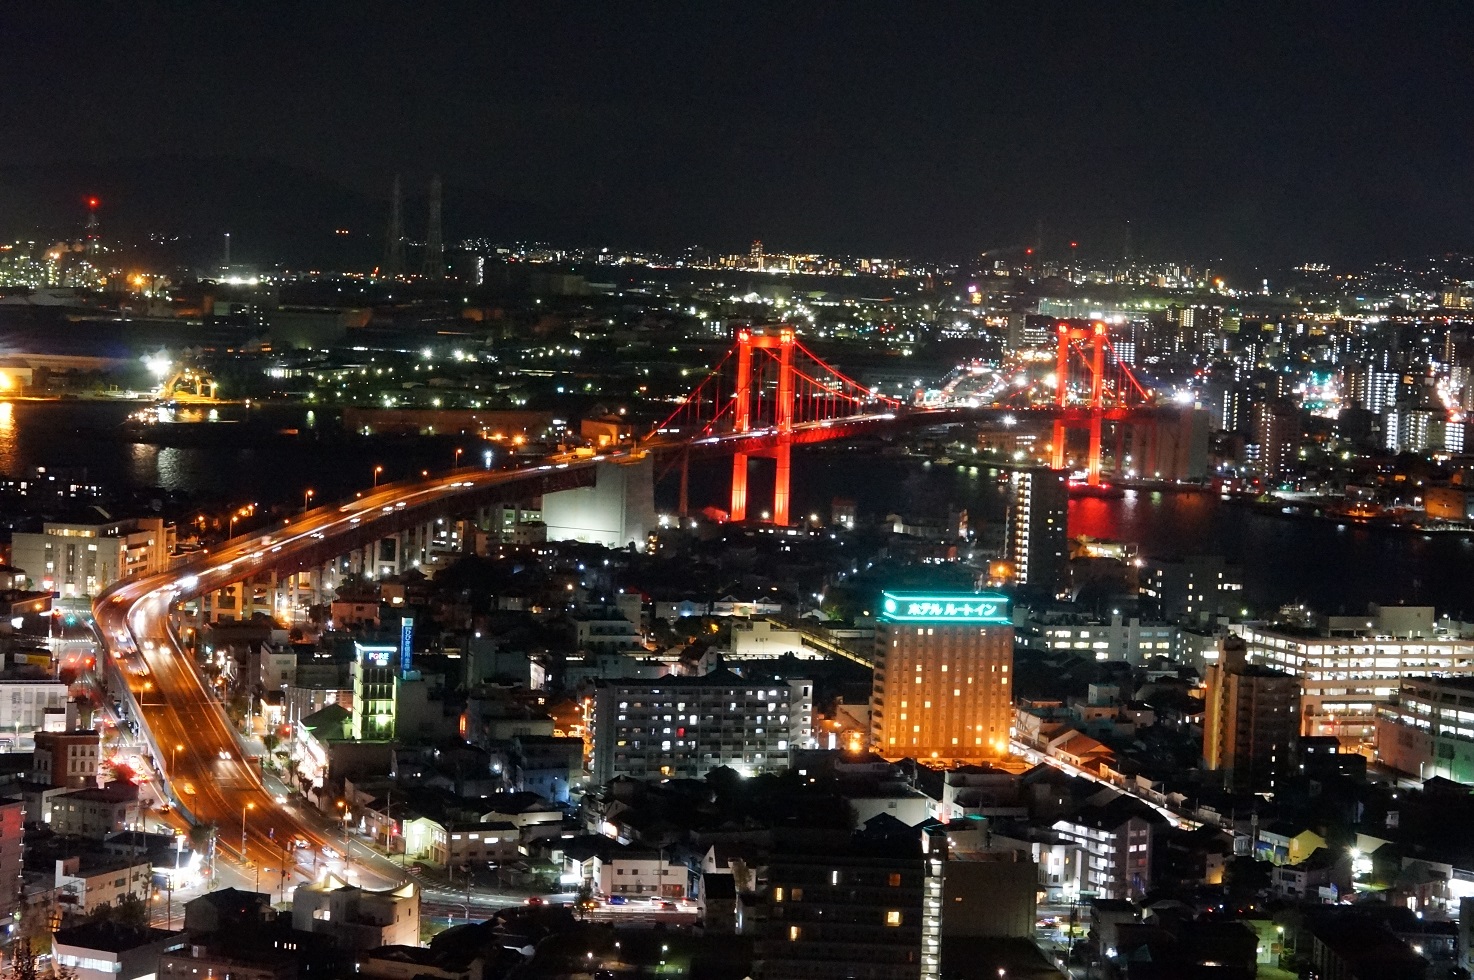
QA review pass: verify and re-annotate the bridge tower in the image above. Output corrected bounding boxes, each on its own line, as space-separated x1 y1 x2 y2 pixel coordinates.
1051 320 1117 486
730 326 795 525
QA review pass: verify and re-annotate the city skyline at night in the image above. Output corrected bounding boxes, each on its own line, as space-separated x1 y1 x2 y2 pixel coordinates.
7 7 1474 979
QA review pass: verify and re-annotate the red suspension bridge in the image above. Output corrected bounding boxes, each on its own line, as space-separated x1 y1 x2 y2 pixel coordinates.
643 321 1166 524
646 326 903 525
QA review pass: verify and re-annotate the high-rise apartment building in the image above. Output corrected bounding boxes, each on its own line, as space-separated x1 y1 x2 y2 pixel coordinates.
871 592 1014 765
920 824 1038 978
1007 468 1067 594
1051 793 1163 900
758 835 925 980
1139 554 1245 624
1250 400 1300 484
1202 638 1299 793
758 825 1042 980
591 669 814 783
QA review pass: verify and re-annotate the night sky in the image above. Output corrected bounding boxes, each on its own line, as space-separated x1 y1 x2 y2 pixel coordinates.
4 4 1473 268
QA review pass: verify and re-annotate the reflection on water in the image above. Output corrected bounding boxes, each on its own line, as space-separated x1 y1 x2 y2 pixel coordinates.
128 442 160 488
0 402 14 473
155 447 198 493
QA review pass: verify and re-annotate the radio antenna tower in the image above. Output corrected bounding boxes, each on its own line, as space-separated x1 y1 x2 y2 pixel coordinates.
84 197 100 254
383 174 405 280
422 175 444 279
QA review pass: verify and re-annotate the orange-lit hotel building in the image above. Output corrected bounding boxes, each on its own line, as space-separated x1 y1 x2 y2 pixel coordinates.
870 591 1015 765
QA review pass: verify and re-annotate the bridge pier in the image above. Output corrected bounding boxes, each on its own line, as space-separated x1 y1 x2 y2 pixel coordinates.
730 452 750 522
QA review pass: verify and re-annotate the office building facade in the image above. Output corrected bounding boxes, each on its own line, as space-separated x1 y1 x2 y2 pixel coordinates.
1375 676 1474 783
1236 622 1474 748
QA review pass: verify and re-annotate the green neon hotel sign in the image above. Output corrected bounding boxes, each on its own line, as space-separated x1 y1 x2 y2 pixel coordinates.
880 592 1011 624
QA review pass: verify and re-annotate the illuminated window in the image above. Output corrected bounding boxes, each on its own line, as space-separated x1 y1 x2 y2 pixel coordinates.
888 873 902 887
789 926 801 941
886 910 902 926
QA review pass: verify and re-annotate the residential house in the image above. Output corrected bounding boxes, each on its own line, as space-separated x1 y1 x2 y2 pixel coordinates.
291 876 420 952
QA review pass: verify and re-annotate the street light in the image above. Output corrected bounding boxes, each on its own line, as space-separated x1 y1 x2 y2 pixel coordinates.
337 800 352 871
303 488 315 512
171 742 183 776
453 447 463 470
242 802 255 861
372 465 384 488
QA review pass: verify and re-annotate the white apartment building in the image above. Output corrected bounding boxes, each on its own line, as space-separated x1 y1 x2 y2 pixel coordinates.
573 607 643 653
12 517 172 597
1051 794 1162 901
565 839 689 899
0 678 70 737
591 669 815 783
1028 614 1180 663
291 876 419 952
53 855 153 915
1235 621 1474 746
53 921 185 980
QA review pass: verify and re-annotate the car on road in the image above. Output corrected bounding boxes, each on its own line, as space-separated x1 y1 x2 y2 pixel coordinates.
523 897 544 906
293 836 309 849
657 900 678 910
217 749 232 761
605 895 626 905
321 846 340 860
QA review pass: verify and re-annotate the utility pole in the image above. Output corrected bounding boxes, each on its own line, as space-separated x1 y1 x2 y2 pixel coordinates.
422 175 444 280
383 175 405 280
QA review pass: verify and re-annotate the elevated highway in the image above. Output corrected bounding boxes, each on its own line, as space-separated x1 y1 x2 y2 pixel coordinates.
93 454 625 884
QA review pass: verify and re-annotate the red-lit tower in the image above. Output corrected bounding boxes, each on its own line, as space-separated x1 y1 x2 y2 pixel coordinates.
84 197 100 254
1050 320 1151 486
730 326 796 524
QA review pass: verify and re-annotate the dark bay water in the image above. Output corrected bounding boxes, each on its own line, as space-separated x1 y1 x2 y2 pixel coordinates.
3 400 1471 617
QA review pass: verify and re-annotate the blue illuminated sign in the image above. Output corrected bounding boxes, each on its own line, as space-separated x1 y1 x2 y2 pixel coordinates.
879 591 1010 624
400 615 414 676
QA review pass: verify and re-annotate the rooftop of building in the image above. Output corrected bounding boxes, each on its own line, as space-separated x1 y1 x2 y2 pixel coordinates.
360 945 479 971
1306 918 1427 976
598 667 798 690
54 782 138 803
53 921 182 953
185 886 272 914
